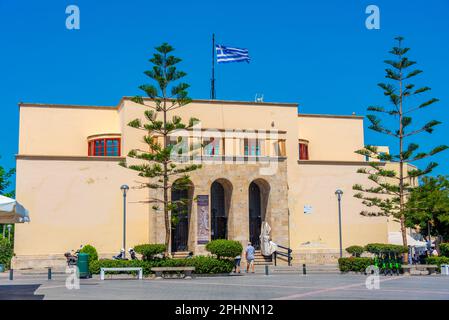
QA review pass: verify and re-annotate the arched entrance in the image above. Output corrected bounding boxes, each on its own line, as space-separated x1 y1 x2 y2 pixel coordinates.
210 179 232 240
171 181 193 252
248 179 270 250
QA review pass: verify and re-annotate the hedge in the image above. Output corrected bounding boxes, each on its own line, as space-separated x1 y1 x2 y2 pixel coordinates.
338 257 374 273
89 256 233 275
205 239 242 259
134 244 166 260
426 256 449 272
365 243 408 254
345 245 365 257
439 243 449 257
0 237 13 270
80 244 98 264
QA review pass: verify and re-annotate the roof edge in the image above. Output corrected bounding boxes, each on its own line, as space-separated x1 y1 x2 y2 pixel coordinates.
298 113 364 120
19 102 117 110
119 97 298 108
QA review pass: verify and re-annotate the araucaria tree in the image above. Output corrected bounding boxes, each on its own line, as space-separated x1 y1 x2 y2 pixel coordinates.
120 43 201 254
353 37 447 248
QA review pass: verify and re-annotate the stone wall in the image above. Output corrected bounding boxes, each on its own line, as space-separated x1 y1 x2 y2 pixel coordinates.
150 160 289 254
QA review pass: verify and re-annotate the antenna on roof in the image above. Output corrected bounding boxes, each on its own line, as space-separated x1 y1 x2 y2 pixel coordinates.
255 93 264 103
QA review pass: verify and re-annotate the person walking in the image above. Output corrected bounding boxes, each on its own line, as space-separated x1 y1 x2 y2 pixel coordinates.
245 242 255 273
234 254 241 273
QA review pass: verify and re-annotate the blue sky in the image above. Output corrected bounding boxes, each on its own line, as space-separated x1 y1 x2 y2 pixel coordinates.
1 0 448 188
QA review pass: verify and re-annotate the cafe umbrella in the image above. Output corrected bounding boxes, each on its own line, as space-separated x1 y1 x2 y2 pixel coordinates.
0 195 30 224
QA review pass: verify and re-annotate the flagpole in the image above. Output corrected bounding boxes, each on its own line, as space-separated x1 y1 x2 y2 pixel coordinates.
211 33 216 99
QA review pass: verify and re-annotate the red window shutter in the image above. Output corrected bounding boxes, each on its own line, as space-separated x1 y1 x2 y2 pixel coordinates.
89 138 121 156
299 143 309 160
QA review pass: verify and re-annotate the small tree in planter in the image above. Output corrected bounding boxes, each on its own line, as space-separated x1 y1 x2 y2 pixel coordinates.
79 244 99 265
205 240 243 259
345 245 365 257
134 244 167 260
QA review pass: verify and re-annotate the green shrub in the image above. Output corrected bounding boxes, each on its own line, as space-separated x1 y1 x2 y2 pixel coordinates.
426 256 449 272
365 243 407 254
205 239 242 259
0 237 13 270
439 243 449 257
345 245 365 257
186 256 234 274
134 244 166 260
89 256 233 275
338 257 374 273
80 244 98 264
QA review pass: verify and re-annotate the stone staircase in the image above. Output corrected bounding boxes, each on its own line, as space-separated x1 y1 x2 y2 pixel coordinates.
254 250 273 266
172 251 190 259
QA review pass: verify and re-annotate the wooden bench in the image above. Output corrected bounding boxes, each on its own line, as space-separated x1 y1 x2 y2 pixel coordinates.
151 267 195 279
402 265 438 275
100 267 143 280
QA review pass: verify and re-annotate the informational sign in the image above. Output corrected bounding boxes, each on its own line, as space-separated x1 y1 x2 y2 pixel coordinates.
304 205 312 214
197 195 210 244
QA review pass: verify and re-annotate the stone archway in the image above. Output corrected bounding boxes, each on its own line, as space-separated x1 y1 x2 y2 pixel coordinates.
171 180 194 252
210 178 233 240
248 179 270 249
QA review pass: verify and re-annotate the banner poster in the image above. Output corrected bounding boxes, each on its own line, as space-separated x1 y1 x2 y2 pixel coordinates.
197 195 210 244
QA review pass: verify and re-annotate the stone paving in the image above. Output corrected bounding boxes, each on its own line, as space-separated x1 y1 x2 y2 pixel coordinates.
1 272 449 300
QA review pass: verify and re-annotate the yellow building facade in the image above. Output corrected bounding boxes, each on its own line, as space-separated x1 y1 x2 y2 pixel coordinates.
13 98 402 268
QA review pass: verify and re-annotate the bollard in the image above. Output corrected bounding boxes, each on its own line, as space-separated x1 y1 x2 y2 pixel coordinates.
48 267 52 280
9 269 13 280
302 264 307 275
265 265 269 276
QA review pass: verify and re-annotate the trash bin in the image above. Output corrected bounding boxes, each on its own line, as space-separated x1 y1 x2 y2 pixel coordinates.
77 253 90 279
0 264 4 273
441 264 449 276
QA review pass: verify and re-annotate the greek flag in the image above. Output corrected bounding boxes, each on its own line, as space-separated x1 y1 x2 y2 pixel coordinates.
216 44 250 64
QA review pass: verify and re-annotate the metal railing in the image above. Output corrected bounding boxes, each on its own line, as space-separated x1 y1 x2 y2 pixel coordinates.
273 244 293 266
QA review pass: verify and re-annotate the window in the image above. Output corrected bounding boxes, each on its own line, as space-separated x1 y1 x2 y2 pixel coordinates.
167 136 178 148
299 143 309 160
204 138 220 156
275 140 286 157
244 139 260 156
88 138 121 156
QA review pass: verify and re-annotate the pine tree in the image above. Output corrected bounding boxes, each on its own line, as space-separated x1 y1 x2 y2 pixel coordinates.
353 37 447 251
120 43 201 254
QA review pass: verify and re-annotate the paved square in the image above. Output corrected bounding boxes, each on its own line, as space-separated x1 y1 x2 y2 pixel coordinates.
1 272 449 300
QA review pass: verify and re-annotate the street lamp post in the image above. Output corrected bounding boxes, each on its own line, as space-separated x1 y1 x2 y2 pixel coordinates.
7 225 12 242
335 189 344 259
120 185 129 259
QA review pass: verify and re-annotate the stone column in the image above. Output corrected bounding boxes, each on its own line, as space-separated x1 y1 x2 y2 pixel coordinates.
231 180 250 247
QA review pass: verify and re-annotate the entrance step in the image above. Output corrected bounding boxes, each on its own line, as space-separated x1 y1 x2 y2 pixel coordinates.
171 251 190 259
255 264 340 274
253 250 273 266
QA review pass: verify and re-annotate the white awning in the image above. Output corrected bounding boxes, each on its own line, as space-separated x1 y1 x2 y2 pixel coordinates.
0 195 30 223
388 232 426 247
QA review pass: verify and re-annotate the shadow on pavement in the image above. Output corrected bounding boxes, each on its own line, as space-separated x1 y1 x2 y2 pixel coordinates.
0 285 44 300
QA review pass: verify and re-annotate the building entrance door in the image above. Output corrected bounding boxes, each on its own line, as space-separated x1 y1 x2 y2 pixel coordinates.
211 181 227 240
171 187 189 252
249 182 262 249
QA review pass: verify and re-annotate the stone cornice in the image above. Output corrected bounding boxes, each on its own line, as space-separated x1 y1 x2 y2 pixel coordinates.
297 160 386 166
16 155 125 161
